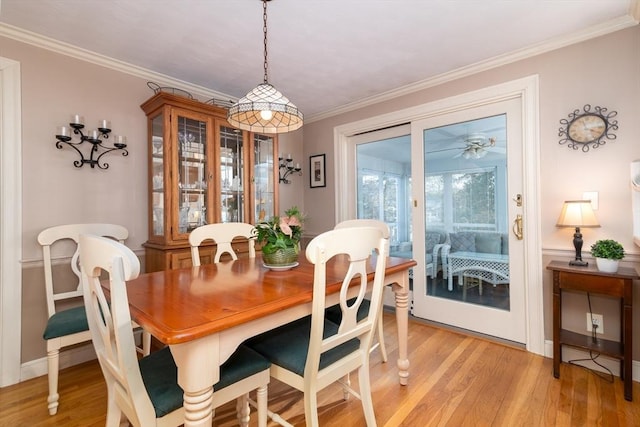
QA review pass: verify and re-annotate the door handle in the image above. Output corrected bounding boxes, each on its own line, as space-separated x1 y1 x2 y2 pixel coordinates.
513 214 523 240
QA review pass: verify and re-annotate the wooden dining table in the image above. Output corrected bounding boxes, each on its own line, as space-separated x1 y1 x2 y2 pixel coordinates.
120 253 416 427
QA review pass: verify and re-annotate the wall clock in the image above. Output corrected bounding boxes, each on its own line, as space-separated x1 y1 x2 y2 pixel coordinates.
558 104 618 152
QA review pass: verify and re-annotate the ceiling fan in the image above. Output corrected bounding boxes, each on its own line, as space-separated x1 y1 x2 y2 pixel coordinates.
455 133 497 159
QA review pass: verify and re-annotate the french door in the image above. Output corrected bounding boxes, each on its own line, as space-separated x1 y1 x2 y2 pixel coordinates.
411 97 526 343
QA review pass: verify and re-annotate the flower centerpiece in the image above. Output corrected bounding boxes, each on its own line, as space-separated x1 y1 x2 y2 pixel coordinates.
255 206 304 266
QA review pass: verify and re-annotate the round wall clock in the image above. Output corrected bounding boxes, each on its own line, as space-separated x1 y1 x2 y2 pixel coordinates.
558 104 618 152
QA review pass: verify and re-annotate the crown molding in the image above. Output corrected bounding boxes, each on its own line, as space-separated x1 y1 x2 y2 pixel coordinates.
0 22 235 103
307 15 639 123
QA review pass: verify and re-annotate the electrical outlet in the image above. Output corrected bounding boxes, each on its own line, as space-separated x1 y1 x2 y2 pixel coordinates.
586 313 604 334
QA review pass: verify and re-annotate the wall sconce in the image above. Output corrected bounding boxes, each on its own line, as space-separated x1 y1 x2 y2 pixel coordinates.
55 114 128 169
279 154 302 184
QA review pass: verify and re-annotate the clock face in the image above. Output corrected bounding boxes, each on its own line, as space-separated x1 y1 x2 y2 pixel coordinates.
568 114 606 143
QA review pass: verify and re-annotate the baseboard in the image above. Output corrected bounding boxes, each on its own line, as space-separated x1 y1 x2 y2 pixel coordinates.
20 343 96 382
20 329 145 382
543 339 640 382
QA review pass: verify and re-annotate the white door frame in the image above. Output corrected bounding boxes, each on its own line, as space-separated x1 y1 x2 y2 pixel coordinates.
335 75 544 355
0 56 23 386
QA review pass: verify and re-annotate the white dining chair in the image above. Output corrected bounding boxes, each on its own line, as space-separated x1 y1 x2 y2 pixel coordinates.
247 227 389 427
78 234 271 427
189 222 256 265
330 219 390 362
189 221 292 425
38 223 151 416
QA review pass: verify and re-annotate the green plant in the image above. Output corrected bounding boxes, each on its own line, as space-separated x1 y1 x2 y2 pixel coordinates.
255 206 305 255
590 239 625 260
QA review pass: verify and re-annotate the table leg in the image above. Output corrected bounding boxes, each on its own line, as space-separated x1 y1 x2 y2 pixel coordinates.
391 270 410 386
448 267 453 291
170 335 221 427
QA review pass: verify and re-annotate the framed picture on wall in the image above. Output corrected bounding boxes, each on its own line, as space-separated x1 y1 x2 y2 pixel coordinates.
309 154 326 188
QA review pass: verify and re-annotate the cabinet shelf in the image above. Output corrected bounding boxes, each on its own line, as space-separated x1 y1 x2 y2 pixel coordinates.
559 329 623 360
179 187 207 193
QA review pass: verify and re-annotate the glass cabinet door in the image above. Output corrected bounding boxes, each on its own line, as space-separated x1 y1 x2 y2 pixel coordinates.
220 125 245 222
174 112 209 238
253 134 275 222
150 114 165 237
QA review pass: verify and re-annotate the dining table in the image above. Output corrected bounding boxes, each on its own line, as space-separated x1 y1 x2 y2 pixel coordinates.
120 253 416 427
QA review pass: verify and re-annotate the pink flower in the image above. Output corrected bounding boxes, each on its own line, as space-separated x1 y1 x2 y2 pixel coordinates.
279 217 293 237
285 216 301 227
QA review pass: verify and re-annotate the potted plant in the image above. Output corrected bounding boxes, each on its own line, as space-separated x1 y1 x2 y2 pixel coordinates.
590 239 625 273
255 206 305 268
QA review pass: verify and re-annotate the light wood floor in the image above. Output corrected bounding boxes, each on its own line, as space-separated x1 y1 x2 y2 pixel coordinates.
2 314 639 426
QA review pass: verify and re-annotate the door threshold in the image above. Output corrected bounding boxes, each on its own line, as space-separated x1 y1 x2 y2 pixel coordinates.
409 314 526 350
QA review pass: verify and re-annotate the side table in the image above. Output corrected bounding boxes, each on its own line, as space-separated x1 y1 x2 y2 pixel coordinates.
547 260 639 401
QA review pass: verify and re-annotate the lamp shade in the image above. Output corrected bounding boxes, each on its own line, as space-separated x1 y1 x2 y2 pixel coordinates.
556 200 600 228
227 83 303 134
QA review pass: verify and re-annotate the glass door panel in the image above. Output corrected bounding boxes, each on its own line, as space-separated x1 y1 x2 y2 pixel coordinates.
176 114 208 236
220 126 244 222
253 134 275 222
151 114 165 237
424 116 507 308
353 126 412 255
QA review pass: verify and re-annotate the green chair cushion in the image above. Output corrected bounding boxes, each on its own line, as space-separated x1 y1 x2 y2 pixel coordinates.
246 316 360 376
325 298 369 324
139 345 270 418
42 306 89 339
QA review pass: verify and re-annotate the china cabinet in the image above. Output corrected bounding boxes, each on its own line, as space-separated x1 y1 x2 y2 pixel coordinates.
141 92 278 271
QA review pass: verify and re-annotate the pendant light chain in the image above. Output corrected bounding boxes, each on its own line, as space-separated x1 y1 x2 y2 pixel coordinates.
227 0 303 133
263 0 269 84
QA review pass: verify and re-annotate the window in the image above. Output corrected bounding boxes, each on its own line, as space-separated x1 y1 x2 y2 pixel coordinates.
426 167 497 232
357 169 408 244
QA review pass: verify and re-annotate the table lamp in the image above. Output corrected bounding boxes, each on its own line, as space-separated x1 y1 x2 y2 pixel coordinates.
556 200 600 266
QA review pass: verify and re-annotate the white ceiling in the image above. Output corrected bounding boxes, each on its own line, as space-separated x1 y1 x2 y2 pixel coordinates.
0 0 637 120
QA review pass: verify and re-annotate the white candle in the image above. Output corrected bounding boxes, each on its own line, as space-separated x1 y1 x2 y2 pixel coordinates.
296 163 300 169
71 114 84 125
99 119 111 129
114 135 127 145
88 129 99 139
57 126 70 137
287 153 292 160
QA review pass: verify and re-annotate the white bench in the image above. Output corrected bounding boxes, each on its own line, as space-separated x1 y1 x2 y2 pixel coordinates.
446 251 510 296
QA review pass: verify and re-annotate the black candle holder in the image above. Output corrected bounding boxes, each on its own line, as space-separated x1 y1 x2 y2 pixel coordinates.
55 121 128 169
278 156 302 184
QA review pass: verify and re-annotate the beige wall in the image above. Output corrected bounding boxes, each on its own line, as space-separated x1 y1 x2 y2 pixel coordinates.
301 26 640 356
9 37 152 364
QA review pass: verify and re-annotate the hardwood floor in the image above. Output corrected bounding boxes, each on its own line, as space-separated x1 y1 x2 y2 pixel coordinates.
2 313 639 426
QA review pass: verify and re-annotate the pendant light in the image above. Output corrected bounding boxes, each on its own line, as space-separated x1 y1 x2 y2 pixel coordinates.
227 0 303 134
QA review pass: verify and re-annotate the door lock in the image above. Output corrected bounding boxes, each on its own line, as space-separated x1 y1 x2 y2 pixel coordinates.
513 194 523 207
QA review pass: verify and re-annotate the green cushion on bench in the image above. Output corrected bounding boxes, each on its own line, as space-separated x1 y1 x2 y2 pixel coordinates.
42 305 89 339
139 345 270 418
246 316 360 376
475 232 502 254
